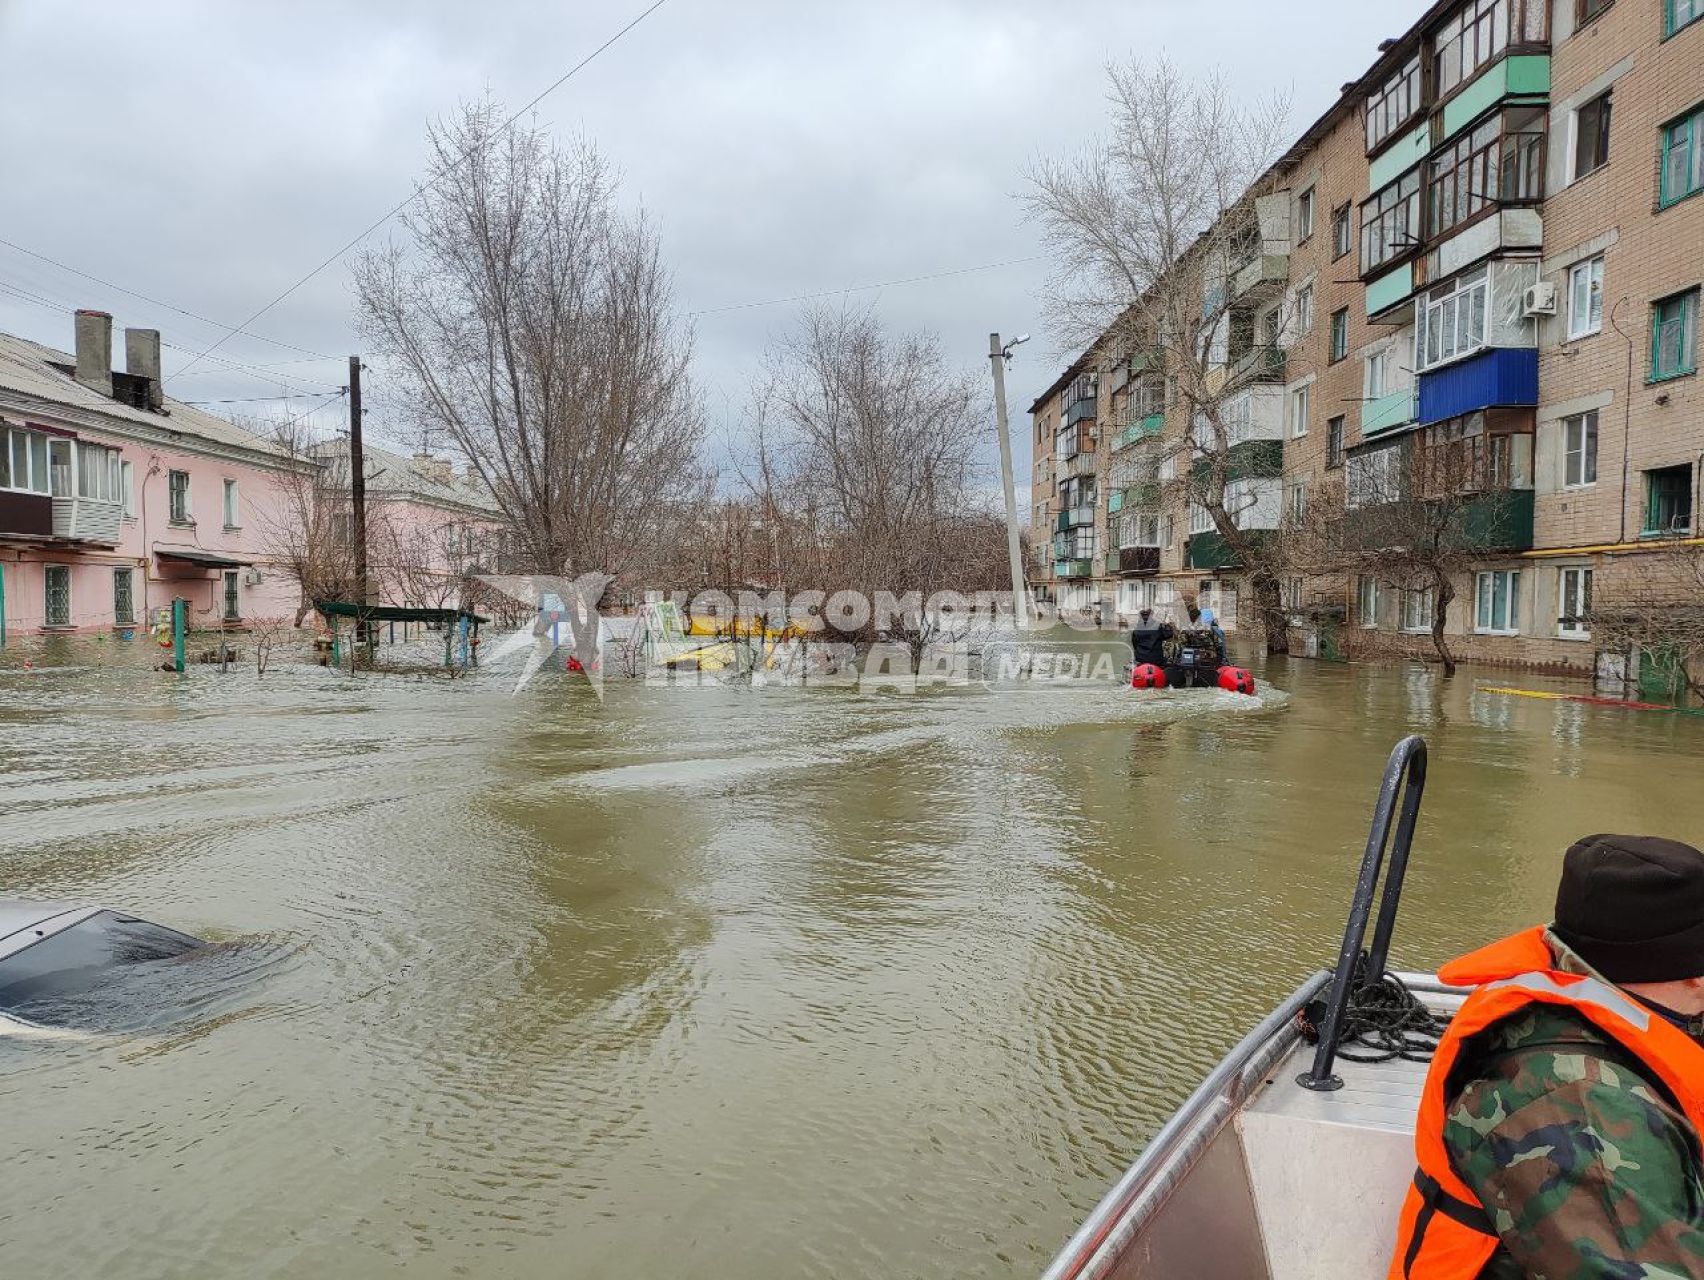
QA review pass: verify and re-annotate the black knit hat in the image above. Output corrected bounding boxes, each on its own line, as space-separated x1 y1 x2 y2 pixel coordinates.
1553 835 1704 983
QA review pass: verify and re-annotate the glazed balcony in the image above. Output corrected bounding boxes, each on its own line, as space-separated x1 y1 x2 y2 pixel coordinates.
0 490 52 540
53 494 123 546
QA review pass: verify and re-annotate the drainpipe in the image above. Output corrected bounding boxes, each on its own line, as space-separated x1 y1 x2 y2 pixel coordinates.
1609 297 1636 545
0 557 6 647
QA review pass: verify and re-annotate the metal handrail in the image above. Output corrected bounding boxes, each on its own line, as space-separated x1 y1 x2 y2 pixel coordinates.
1297 734 1429 1092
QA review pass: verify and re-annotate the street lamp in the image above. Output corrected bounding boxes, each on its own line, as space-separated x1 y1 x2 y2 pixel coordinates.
989 332 1032 630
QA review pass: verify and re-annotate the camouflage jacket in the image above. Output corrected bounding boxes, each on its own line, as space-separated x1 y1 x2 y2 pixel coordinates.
1442 933 1704 1279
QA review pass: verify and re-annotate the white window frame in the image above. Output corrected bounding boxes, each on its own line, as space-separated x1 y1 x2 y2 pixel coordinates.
1401 589 1436 634
1290 383 1311 438
1417 266 1489 372
1475 570 1523 636
1287 482 1307 524
1567 256 1604 341
121 460 136 517
1294 283 1315 337
1188 502 1216 536
1297 187 1316 243
223 478 241 530
1358 576 1382 629
1563 410 1599 489
1558 566 1594 640
1365 349 1390 401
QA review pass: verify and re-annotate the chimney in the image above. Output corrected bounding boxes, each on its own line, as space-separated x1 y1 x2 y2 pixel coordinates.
413 452 454 486
74 309 113 398
125 328 165 411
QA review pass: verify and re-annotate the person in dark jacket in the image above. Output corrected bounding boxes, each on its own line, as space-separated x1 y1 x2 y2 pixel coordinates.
1130 608 1171 668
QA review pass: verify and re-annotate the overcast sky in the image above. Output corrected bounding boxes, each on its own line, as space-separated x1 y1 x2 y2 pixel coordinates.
0 0 1426 495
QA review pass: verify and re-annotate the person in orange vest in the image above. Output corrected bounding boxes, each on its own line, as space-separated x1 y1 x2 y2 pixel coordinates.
1391 834 1704 1278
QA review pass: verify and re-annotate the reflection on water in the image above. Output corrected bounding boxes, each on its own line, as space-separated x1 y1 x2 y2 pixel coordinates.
2 633 1702 1278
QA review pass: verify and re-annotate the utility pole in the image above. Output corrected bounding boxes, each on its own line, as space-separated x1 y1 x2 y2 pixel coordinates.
989 333 1030 628
349 355 370 644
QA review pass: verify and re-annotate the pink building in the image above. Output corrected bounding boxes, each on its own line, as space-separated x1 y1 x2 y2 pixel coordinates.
0 311 307 637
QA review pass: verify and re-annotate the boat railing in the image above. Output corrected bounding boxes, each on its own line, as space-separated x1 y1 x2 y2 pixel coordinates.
1297 734 1428 1092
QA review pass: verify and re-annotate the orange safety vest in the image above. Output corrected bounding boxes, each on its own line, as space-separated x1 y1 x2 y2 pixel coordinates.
1389 926 1704 1279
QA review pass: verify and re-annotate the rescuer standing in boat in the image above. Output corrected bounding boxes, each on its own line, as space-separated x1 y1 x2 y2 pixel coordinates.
1391 835 1704 1278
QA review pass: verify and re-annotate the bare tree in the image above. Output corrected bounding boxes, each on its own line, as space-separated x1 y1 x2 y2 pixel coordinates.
739 306 1009 658
1591 544 1704 704
1024 57 1302 651
354 100 705 580
251 417 359 625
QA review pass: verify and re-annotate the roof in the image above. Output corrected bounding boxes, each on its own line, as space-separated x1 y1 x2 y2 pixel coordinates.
309 438 501 516
0 331 296 465
153 545 255 569
313 600 489 625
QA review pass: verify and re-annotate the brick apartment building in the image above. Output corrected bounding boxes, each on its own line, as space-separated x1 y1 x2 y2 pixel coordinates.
1031 0 1704 682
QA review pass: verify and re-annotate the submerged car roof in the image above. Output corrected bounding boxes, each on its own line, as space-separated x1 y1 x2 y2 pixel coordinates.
0 901 103 962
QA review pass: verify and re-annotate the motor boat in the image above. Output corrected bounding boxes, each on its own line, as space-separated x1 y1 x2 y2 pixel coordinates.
1042 737 1448 1280
0 900 205 1029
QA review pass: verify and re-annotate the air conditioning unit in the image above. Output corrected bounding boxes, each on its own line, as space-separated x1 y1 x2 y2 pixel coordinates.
1522 282 1558 318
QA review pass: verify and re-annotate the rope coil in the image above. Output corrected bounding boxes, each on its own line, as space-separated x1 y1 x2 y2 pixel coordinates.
1298 961 1448 1065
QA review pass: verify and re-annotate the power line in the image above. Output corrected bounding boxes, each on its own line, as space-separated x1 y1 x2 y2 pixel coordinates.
0 235 337 360
687 254 1050 318
181 391 345 406
172 0 673 379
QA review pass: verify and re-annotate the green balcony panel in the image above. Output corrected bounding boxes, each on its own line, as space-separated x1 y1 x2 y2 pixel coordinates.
1361 389 1417 437
1369 121 1430 191
1108 491 1124 515
1459 488 1535 551
1366 263 1415 318
1441 56 1550 141
1190 439 1283 486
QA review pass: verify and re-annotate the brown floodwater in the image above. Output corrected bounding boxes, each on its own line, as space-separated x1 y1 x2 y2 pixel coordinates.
2 630 1702 1278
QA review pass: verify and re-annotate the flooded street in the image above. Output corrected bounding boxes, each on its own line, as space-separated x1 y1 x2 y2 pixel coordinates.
4 634 1703 1279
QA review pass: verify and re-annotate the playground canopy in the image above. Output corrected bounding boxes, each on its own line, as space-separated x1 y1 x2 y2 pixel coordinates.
312 601 489 626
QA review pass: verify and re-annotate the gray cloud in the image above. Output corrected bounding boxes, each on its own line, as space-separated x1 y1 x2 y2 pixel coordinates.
0 0 1427 491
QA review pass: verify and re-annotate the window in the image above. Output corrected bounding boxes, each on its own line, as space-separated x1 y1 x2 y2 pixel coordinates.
1358 576 1382 628
1578 0 1614 21
1475 570 1522 634
1668 0 1702 38
48 439 71 497
1433 0 1547 99
1287 482 1307 524
44 565 70 628
1327 416 1346 469
1426 108 1546 240
0 427 52 494
1558 567 1593 638
0 910 200 1016
1563 411 1599 488
1360 169 1423 273
113 568 135 626
1366 349 1390 400
1651 289 1700 381
75 442 121 504
1417 266 1490 370
1297 188 1316 243
1661 105 1704 207
168 469 191 523
1290 383 1311 438
1366 56 1422 153
1567 257 1604 340
1329 309 1349 363
1160 514 1175 548
223 570 241 622
1572 92 1613 182
1402 589 1436 633
1644 465 1694 534
1332 204 1352 260
1294 284 1314 337
121 460 135 517
223 479 240 529
1283 577 1303 611
1188 502 1216 536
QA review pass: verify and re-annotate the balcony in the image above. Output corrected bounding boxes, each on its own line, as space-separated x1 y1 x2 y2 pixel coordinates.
1228 345 1287 388
1065 396 1098 427
1056 505 1095 532
1053 558 1095 579
1114 546 1161 576
1233 254 1289 303
0 490 52 540
1185 529 1273 571
1416 348 1538 426
1061 450 1099 481
1362 388 1417 438
1339 487 1535 553
1191 440 1283 485
52 495 123 546
1113 412 1166 452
